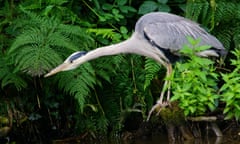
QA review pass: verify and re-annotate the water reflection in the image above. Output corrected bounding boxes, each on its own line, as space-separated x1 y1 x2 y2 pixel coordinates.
133 136 223 144
95 135 225 144
52 134 240 144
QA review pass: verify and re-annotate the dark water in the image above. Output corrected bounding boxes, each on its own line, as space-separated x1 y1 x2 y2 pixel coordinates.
74 135 239 144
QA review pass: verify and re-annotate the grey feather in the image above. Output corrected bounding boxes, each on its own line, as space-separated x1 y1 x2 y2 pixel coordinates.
135 12 225 54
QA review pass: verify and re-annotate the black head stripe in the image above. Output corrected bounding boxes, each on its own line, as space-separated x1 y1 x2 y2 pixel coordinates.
69 51 87 62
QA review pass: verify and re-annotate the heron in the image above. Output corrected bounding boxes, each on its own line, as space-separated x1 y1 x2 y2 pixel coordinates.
44 12 226 120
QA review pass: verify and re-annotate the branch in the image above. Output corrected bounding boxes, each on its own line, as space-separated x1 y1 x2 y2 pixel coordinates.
187 116 217 122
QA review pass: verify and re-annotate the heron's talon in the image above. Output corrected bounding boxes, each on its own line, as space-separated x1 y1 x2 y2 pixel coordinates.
147 100 170 121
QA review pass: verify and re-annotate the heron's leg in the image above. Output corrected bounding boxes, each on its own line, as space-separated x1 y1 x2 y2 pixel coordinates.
147 64 171 121
166 64 172 101
158 63 172 104
158 77 168 104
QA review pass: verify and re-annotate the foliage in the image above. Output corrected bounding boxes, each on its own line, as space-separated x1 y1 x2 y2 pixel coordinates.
170 37 220 116
0 0 240 142
144 58 161 90
56 63 96 112
19 0 79 23
185 0 240 51
138 0 170 14
81 0 137 26
0 53 27 90
220 49 240 120
8 10 92 76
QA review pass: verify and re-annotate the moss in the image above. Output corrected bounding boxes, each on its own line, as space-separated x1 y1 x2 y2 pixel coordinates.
159 102 185 126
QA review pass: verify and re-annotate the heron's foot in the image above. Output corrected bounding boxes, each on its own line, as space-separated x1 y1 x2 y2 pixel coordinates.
146 100 170 121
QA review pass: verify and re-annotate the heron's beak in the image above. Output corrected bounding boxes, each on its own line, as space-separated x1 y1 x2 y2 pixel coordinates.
44 63 68 77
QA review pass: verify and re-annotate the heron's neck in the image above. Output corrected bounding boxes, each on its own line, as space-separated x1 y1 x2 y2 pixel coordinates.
75 35 137 65
88 39 134 57
75 32 165 66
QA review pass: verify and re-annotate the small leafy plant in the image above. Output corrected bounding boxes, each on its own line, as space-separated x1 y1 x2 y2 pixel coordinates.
220 49 240 120
138 0 170 14
170 37 220 116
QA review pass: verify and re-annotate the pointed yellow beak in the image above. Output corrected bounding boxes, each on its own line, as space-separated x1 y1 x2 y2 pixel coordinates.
44 63 69 77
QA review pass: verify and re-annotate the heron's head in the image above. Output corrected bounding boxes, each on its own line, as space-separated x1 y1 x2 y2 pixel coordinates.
44 51 87 77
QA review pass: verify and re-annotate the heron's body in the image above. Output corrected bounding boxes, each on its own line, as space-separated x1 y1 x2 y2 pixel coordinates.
45 12 226 120
136 12 225 51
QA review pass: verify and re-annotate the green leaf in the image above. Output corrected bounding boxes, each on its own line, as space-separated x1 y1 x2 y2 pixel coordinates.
49 0 68 5
85 104 98 112
117 0 127 6
120 26 128 34
198 72 207 82
186 36 200 46
234 103 240 111
157 4 171 12
112 8 120 15
102 3 113 10
195 45 211 52
208 102 216 111
119 6 137 13
138 1 158 14
124 6 137 12
92 0 100 9
180 45 193 54
157 0 168 4
224 113 234 120
189 106 196 114
43 5 54 16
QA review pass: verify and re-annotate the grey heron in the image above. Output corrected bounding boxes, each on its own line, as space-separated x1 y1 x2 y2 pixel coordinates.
45 12 226 120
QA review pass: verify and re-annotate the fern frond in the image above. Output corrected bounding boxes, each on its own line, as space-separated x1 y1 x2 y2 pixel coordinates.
186 1 240 50
100 86 121 131
213 1 240 50
0 56 27 90
186 1 209 21
144 58 161 90
57 24 94 49
214 1 240 23
14 45 62 76
87 28 116 39
93 56 118 84
48 32 80 51
56 62 96 112
8 11 93 76
214 28 232 49
96 115 109 133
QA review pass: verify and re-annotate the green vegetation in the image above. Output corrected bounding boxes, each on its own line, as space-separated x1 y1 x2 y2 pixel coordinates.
170 37 219 116
220 49 240 120
0 0 240 142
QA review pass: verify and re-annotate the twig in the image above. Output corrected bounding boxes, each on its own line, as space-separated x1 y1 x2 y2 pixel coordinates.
187 116 217 122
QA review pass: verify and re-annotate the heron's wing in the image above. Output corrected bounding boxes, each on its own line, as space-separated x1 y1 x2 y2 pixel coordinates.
143 19 224 53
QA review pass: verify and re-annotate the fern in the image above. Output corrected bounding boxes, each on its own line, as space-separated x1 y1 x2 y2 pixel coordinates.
56 62 96 112
144 58 161 90
92 57 118 87
87 28 116 40
185 0 240 50
186 1 210 21
0 55 27 90
99 86 122 132
8 10 93 76
214 1 240 49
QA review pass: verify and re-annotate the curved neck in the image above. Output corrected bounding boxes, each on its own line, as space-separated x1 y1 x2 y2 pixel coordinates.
74 32 165 66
